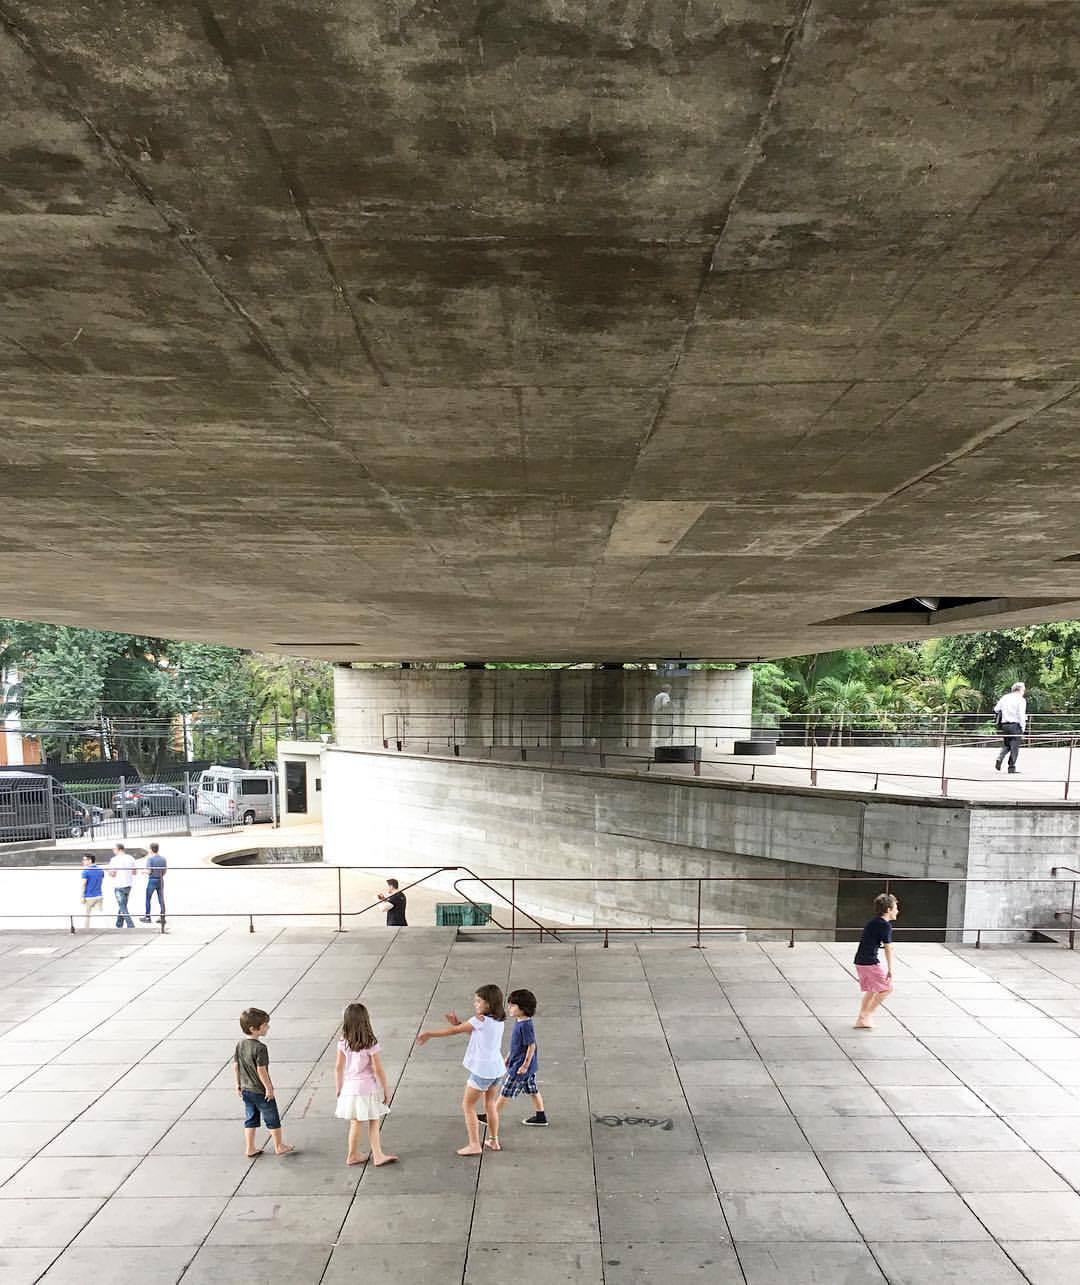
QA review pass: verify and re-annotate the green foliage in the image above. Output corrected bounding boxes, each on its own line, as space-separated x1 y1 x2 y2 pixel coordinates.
1 620 331 772
750 663 795 722
753 622 1080 728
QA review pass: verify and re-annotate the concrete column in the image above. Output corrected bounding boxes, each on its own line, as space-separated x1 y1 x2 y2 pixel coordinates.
333 664 753 752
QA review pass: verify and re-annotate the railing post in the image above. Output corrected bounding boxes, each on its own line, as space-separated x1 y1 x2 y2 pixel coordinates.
248 914 255 933
603 928 609 949
940 714 948 796
809 736 817 787
183 771 192 836
1071 881 1077 952
69 915 75 935
119 775 128 841
452 715 459 756
1067 740 1074 801
788 927 795 949
46 780 57 843
692 878 704 949
336 867 345 933
509 878 517 950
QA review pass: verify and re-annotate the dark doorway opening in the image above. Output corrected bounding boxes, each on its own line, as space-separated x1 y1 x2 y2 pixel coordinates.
836 875 950 943
285 761 308 814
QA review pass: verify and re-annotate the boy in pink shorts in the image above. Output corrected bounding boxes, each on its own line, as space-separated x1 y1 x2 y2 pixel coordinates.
854 893 899 1030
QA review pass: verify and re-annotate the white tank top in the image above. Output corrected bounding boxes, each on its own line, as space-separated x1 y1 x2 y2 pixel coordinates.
463 1014 505 1078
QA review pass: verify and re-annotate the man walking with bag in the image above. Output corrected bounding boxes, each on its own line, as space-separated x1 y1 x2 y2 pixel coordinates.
994 681 1027 774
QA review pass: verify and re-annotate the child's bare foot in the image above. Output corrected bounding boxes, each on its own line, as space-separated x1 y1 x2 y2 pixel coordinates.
456 1144 483 1156
854 1020 873 1029
274 1144 296 1156
346 1153 369 1166
485 1137 502 1151
373 1154 398 1166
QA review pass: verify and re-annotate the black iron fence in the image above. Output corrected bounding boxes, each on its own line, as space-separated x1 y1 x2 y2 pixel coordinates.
0 770 276 843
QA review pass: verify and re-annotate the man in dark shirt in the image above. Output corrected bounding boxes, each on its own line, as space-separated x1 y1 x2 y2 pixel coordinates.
140 841 167 924
378 878 408 927
854 892 899 1030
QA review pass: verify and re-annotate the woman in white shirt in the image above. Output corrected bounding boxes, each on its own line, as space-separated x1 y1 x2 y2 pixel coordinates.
416 983 506 1155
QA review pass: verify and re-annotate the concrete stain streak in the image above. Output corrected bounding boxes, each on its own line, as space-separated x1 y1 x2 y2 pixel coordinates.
0 0 471 603
627 0 817 466
0 1 290 379
192 0 391 388
0 332 62 372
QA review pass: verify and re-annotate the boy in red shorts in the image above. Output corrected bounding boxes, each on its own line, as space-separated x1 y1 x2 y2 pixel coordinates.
854 893 899 1030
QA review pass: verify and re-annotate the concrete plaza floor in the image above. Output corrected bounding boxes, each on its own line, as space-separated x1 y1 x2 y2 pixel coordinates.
1 930 1080 1283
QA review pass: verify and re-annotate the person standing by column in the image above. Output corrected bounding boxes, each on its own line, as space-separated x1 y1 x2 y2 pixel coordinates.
994 681 1027 774
652 684 673 746
140 841 167 925
107 842 135 928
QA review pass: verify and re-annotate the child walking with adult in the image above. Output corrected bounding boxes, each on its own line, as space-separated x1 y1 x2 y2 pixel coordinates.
233 1007 294 1157
484 988 547 1150
334 1002 397 1167
416 983 506 1156
854 893 900 1030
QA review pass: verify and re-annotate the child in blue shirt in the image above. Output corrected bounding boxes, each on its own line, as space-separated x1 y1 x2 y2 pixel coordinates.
80 854 104 930
484 988 546 1150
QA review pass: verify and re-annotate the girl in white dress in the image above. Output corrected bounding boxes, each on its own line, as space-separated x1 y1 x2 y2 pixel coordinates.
416 983 506 1156
334 1003 397 1167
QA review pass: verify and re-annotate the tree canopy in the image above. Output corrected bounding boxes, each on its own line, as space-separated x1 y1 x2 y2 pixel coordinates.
752 623 1080 734
0 620 332 772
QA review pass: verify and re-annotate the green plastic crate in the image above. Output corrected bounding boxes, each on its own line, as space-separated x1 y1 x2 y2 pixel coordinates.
435 902 492 927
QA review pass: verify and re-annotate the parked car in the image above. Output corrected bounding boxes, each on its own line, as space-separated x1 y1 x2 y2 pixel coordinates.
111 783 187 817
0 772 101 840
71 799 106 829
197 765 276 825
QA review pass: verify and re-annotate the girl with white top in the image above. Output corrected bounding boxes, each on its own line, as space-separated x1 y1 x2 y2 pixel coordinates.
416 983 506 1156
334 1003 397 1167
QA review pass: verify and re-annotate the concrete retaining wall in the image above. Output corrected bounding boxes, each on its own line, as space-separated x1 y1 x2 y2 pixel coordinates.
323 747 1080 939
334 665 753 750
324 748 977 932
963 807 1080 941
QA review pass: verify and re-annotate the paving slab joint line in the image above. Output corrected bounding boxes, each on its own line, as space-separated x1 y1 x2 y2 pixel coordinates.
315 934 460 1285
638 940 749 1283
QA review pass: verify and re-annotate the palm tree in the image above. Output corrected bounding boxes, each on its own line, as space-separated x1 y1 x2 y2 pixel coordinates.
872 683 927 733
808 677 881 746
900 672 981 734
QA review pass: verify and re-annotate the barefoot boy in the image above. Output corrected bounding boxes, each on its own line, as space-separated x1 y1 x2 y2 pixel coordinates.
234 1007 294 1157
854 893 899 1030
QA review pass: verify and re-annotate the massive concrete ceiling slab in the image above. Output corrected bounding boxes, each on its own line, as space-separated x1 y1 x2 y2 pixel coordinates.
3 1 1080 661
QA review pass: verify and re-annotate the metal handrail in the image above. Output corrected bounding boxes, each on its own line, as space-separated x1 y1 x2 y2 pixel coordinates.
371 732 1080 801
0 864 1073 951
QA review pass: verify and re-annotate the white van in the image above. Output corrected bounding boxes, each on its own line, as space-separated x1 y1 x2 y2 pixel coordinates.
196 765 276 825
